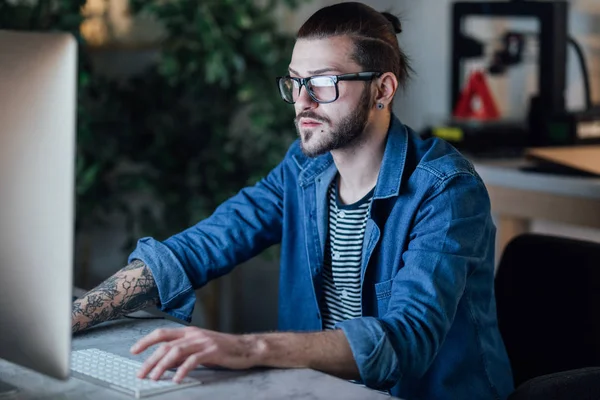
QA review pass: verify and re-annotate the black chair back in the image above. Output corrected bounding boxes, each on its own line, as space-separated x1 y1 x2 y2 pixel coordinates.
495 234 600 388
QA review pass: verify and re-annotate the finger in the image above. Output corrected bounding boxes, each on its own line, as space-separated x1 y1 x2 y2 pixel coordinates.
137 337 193 379
173 353 205 383
131 328 184 354
150 341 207 381
137 342 175 379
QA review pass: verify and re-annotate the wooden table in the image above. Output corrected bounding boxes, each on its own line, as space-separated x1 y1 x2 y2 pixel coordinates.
472 159 600 262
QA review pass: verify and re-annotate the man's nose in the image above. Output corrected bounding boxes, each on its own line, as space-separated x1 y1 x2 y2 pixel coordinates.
295 86 318 112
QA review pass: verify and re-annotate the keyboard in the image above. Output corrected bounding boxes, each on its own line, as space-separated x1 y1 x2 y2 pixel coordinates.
70 348 202 398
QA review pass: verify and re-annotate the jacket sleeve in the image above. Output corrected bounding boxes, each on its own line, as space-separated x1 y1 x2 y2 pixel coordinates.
128 143 295 322
336 172 495 389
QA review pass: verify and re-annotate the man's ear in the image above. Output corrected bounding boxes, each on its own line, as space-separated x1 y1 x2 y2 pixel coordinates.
374 72 398 108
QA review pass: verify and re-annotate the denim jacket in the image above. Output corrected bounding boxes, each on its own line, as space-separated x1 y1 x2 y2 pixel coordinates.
129 115 514 399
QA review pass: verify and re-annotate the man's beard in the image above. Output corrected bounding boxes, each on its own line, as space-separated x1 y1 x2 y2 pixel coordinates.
295 88 373 158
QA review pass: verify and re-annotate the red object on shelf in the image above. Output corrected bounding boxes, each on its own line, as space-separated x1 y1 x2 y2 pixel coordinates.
453 70 500 120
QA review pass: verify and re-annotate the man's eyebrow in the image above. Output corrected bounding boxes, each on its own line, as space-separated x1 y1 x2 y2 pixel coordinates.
288 67 341 76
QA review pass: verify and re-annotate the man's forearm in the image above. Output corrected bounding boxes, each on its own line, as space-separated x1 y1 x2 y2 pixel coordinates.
72 259 159 333
248 329 360 380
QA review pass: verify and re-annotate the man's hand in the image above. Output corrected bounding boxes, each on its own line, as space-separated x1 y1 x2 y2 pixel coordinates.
130 327 261 383
130 325 360 383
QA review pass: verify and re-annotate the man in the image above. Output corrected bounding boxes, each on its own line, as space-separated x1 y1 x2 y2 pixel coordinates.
72 2 514 399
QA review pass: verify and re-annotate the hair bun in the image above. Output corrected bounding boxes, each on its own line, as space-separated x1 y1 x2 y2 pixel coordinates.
381 12 402 34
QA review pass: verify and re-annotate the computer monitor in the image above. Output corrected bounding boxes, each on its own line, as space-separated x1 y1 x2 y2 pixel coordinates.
0 30 77 394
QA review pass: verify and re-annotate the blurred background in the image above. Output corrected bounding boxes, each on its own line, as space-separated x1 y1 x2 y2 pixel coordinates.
1 0 599 334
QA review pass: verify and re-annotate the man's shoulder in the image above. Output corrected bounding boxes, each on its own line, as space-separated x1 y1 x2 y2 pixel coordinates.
410 133 479 184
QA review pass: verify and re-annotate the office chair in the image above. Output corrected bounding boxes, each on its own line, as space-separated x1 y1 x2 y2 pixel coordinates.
494 234 600 400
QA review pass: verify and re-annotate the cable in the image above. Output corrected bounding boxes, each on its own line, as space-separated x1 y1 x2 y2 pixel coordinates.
568 36 593 110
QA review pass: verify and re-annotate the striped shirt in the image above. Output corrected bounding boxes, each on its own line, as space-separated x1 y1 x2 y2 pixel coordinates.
321 178 374 330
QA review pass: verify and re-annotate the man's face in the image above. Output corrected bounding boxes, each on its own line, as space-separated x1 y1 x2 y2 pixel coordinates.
289 36 374 158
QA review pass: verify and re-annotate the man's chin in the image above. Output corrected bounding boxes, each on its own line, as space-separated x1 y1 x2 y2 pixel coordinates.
300 140 331 158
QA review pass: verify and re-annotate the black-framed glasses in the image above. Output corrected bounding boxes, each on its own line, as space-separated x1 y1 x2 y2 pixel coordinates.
276 72 383 104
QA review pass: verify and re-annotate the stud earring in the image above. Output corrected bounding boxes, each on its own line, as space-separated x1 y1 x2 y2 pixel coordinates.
377 103 384 110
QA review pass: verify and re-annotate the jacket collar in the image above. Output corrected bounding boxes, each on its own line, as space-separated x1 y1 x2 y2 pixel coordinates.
296 114 408 200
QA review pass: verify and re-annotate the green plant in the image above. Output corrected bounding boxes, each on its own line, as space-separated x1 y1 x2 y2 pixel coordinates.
117 0 301 244
1 0 302 250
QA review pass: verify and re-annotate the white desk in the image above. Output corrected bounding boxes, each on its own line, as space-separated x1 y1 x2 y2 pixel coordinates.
472 159 600 260
0 317 396 399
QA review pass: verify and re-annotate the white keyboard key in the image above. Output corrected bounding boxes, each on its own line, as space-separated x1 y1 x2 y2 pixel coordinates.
70 348 202 398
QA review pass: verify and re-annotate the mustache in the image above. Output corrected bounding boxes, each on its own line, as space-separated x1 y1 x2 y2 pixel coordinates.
295 111 330 124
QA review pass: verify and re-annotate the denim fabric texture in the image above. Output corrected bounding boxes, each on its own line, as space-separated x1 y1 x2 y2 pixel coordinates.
129 115 514 399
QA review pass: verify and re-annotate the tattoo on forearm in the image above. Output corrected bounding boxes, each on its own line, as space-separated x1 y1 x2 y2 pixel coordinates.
121 259 148 272
71 259 159 333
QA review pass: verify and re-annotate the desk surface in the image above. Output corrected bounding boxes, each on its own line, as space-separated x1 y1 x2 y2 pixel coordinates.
471 157 600 258
472 158 600 199
0 317 393 400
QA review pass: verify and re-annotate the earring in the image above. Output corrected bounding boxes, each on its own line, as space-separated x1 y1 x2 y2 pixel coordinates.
377 103 384 110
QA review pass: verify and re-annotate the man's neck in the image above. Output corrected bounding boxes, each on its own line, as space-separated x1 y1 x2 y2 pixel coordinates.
331 114 390 205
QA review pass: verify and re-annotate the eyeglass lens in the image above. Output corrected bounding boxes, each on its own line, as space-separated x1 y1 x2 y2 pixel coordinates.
279 76 337 103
